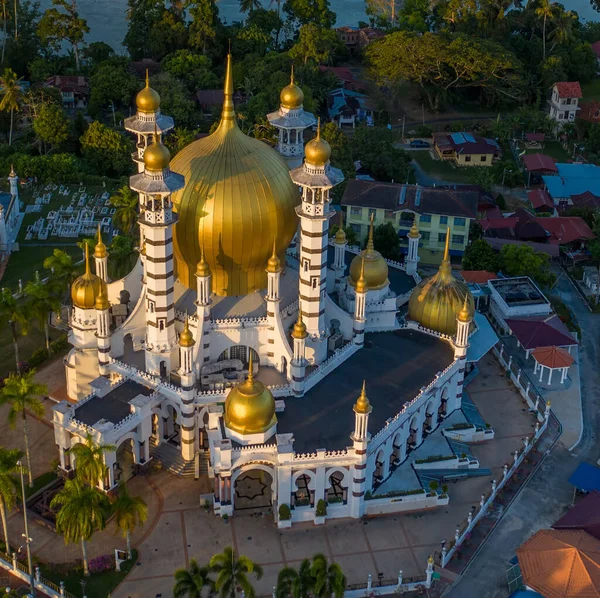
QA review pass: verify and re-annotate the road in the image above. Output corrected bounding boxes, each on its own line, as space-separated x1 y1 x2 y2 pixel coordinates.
445 270 600 597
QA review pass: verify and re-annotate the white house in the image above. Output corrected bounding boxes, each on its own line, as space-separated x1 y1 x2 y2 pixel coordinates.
548 82 582 125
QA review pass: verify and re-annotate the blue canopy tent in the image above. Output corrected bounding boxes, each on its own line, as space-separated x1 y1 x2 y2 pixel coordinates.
568 462 600 504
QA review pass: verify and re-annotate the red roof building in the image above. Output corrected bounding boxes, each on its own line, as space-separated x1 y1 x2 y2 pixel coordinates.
579 100 600 123
522 153 557 173
554 81 583 99
532 346 575 384
505 315 577 350
553 491 600 540
44 75 89 109
570 190 600 210
540 217 595 245
528 189 554 213
460 271 498 284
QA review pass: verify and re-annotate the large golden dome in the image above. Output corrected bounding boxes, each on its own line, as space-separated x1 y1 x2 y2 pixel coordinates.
349 216 389 291
224 354 277 435
280 66 304 109
71 245 106 309
170 54 299 296
136 71 160 114
407 232 474 336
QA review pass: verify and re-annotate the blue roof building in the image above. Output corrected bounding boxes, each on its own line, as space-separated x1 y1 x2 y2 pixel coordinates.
543 163 600 200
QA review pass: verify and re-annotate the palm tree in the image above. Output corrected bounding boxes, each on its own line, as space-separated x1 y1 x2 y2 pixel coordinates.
310 554 346 598
0 447 23 555
109 234 135 279
111 484 147 558
0 68 23 145
535 0 555 61
210 546 263 598
0 370 46 487
24 277 60 354
110 185 139 234
240 0 261 13
50 478 110 576
0 288 28 369
43 248 77 297
275 559 314 598
549 9 576 53
1 0 7 64
70 432 115 487
174 558 215 598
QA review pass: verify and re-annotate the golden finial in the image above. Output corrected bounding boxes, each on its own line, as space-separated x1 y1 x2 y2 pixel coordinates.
179 313 195 347
290 64 295 85
458 294 472 323
220 52 235 124
267 237 281 273
316 117 321 141
292 309 307 339
94 281 109 310
94 223 108 259
145 69 149 88
196 247 211 277
247 351 254 383
428 555 434 565
408 220 419 239
356 256 367 293
443 226 450 262
153 120 159 143
354 380 372 414
9 164 15 177
366 212 375 252
84 243 90 275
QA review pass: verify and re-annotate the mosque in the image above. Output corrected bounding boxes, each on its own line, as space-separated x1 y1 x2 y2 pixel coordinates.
52 55 497 525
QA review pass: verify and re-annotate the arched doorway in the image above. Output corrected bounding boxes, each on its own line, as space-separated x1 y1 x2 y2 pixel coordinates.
408 416 418 453
390 433 403 470
233 468 273 512
280 355 287 374
438 387 449 420
326 470 347 505
114 438 135 485
373 449 385 488
293 474 314 508
423 401 435 438
164 404 180 446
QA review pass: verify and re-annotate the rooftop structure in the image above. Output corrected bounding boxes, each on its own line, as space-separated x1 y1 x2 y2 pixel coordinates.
488 277 551 325
433 132 501 167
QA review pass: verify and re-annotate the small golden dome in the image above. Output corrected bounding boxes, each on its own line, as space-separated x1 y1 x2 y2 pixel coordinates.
179 315 195 347
136 70 160 113
144 133 171 171
408 220 420 239
349 215 389 291
224 353 277 435
195 250 211 277
266 240 281 273
292 311 307 339
9 164 16 177
305 118 331 167
407 229 474 336
355 256 367 293
93 224 108 259
280 65 304 109
458 295 473 323
72 245 106 310
94 281 109 310
354 380 372 414
334 227 346 244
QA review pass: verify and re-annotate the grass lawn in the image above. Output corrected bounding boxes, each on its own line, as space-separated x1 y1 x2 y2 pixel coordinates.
525 140 571 163
24 471 58 500
581 79 600 102
407 150 473 183
40 549 139 598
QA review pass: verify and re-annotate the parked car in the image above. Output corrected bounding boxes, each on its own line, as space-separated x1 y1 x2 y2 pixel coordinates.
410 139 430 148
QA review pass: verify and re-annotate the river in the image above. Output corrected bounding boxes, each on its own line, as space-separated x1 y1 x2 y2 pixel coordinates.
39 0 599 53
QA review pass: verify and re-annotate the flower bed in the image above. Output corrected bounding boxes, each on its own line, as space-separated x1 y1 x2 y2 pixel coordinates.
415 454 456 464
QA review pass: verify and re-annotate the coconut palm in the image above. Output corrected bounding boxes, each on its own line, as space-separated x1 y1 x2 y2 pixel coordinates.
275 559 314 598
112 484 147 558
0 68 24 145
310 554 346 598
0 370 46 487
0 447 23 555
549 9 576 53
70 432 115 487
109 234 135 279
0 288 28 369
50 478 110 576
1 0 7 64
24 277 60 354
43 248 78 298
210 546 263 598
174 558 215 598
535 0 556 61
110 185 139 234
240 0 261 13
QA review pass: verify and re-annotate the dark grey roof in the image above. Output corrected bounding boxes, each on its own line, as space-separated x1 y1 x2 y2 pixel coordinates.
341 179 478 219
277 330 454 452
74 380 153 426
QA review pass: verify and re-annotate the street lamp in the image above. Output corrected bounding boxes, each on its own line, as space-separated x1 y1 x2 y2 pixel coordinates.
16 461 35 597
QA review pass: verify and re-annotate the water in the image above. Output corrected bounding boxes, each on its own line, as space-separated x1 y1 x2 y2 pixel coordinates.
39 0 599 54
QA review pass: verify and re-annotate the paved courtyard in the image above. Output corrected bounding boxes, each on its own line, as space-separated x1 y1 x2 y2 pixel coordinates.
0 352 541 597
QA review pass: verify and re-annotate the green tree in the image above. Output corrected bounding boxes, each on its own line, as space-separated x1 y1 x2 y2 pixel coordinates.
0 288 28 369
461 239 499 271
162 49 218 90
174 558 215 598
187 0 219 55
499 244 555 287
0 447 23 556
124 0 165 60
164 126 196 154
37 0 89 70
240 0 261 13
50 478 110 576
289 23 342 66
210 546 264 598
535 0 556 61
112 483 148 557
373 222 401 261
83 41 115 68
283 0 335 28
468 166 495 192
43 248 77 297
148 7 188 60
150 72 198 128
70 432 115 487
24 276 60 354
110 234 137 278
548 8 576 53
33 103 69 153
80 121 132 176
88 58 138 117
0 370 47 487
0 68 23 145
365 0 399 26
310 554 346 598
110 187 139 234
275 559 314 598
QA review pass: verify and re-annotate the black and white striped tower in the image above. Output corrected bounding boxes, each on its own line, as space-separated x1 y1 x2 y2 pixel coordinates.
178 315 197 461
94 283 112 376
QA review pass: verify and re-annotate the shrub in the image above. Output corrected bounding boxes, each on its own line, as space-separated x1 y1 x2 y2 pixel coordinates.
429 481 439 493
316 499 327 517
29 348 48 368
278 504 291 520
88 554 115 574
442 484 448 494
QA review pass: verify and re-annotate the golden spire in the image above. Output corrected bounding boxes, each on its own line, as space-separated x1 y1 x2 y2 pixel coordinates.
196 247 211 277
354 380 372 414
443 226 450 261
94 280 109 310
290 64 295 85
437 226 453 283
292 309 307 339
136 69 160 113
267 237 281 273
247 350 254 384
179 313 195 347
408 219 419 239
220 52 236 126
84 243 90 275
145 69 149 88
144 120 171 171
366 212 375 252
355 256 367 293
94 223 108 259
316 116 321 140
9 164 15 177
71 243 104 309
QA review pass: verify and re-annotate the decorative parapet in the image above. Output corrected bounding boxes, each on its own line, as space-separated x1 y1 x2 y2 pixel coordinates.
210 316 268 330
406 320 454 342
175 310 199 324
281 299 299 319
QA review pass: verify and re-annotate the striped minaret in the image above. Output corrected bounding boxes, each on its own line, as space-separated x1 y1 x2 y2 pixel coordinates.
350 381 371 518
265 240 282 368
178 315 197 461
353 257 367 347
94 283 111 376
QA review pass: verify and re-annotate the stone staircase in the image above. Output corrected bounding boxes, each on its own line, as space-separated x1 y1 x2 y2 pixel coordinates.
150 441 209 479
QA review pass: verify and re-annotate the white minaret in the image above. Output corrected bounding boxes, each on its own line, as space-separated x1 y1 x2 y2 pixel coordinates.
454 295 472 360
130 128 184 378
195 251 212 373
178 315 197 462
290 120 344 364
0 206 7 252
8 165 18 200
266 240 282 303
94 283 112 376
290 311 308 396
333 227 347 293
93 224 109 282
267 66 316 169
350 380 371 519
406 220 421 276
353 257 367 347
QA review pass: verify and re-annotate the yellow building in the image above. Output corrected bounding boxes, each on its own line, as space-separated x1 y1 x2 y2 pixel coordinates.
341 180 478 265
433 132 501 167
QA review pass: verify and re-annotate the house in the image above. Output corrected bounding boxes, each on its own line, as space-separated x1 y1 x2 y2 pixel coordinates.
44 75 89 110
433 132 501 167
569 190 600 211
318 66 364 92
548 81 581 125
524 132 545 149
341 179 478 264
522 153 557 186
578 100 600 123
527 189 555 214
327 88 375 128
543 163 600 207
336 26 384 51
